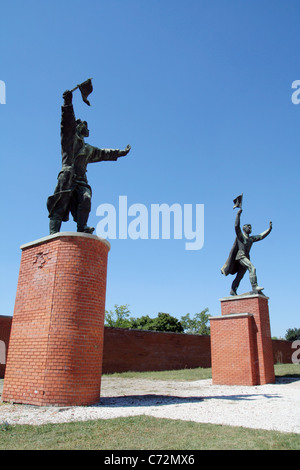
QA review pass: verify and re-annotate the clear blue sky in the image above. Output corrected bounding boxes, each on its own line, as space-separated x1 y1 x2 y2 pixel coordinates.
1 0 299 338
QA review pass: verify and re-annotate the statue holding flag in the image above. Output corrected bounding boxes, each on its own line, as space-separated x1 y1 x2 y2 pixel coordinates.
47 79 131 234
221 194 272 296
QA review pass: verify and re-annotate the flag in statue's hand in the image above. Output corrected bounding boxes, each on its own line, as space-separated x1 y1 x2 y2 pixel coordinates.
78 78 93 106
233 193 243 209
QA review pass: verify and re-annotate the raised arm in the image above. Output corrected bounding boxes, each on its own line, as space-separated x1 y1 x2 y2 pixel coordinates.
254 221 272 241
61 90 76 161
234 209 244 241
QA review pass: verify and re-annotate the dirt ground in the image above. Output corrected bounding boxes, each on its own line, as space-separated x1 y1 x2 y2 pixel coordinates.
1 376 300 434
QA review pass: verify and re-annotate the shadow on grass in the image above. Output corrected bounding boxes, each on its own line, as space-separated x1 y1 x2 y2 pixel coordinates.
275 376 300 384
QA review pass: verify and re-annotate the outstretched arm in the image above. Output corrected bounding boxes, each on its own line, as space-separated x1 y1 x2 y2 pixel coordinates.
88 144 131 163
118 144 131 157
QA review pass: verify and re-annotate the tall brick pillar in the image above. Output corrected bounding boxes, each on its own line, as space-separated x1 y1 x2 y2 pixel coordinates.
210 294 275 386
2 232 110 406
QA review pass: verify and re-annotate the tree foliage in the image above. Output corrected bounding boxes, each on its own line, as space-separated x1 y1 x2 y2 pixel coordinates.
105 304 211 335
157 312 184 333
144 312 184 333
105 304 132 328
180 308 210 335
285 328 300 341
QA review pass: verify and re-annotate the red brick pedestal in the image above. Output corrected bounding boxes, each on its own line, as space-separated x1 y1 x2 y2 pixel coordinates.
210 294 275 386
2 232 110 406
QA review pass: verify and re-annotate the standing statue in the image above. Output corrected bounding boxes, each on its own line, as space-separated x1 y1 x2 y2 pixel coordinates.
47 79 131 234
221 195 272 296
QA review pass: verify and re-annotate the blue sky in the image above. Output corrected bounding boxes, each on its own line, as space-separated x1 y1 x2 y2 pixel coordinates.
1 0 299 338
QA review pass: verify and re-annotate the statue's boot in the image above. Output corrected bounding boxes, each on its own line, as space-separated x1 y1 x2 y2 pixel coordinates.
230 288 238 296
252 286 264 294
250 273 264 294
49 218 62 235
77 223 95 234
83 225 95 234
76 212 95 234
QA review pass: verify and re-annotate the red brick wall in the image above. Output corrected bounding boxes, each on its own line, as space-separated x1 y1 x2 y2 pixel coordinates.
102 327 211 373
0 316 296 379
272 339 296 364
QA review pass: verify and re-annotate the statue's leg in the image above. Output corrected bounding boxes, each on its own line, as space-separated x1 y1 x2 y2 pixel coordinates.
47 170 73 234
75 186 94 233
239 257 264 293
231 263 246 295
49 218 62 234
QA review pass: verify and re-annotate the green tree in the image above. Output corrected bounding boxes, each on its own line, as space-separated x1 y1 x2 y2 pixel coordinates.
285 328 300 341
131 312 184 333
104 305 211 335
105 304 132 328
130 315 155 330
152 312 184 333
180 308 210 335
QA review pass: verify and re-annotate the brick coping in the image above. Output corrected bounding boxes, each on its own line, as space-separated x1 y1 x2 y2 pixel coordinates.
20 232 111 251
210 313 253 320
220 293 269 302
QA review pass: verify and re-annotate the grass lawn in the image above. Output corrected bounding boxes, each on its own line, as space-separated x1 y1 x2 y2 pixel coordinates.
104 366 213 381
0 364 299 450
0 415 299 450
103 363 300 381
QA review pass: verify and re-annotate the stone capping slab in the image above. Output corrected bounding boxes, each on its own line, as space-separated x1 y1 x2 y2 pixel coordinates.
20 231 111 251
220 293 269 301
209 312 253 320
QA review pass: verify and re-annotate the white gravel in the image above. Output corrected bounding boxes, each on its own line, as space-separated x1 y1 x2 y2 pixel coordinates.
1 377 300 434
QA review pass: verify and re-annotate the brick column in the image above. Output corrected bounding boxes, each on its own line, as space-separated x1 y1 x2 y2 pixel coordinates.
210 313 257 386
210 294 275 386
2 232 110 406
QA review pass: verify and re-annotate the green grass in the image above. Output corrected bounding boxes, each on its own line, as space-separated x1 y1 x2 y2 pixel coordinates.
103 363 300 381
103 367 212 381
0 364 299 450
0 415 299 450
274 363 300 377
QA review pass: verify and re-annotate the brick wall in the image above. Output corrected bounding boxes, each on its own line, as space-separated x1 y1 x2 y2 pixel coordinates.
272 339 296 364
102 327 211 373
0 316 296 379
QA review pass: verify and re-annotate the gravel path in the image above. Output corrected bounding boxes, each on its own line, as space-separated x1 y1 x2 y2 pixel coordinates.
1 377 300 434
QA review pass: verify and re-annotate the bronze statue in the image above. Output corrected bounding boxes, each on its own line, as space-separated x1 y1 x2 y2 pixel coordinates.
221 196 272 296
47 80 131 234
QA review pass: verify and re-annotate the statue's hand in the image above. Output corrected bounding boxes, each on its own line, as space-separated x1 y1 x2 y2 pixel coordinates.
119 144 131 157
63 90 73 105
237 208 243 215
